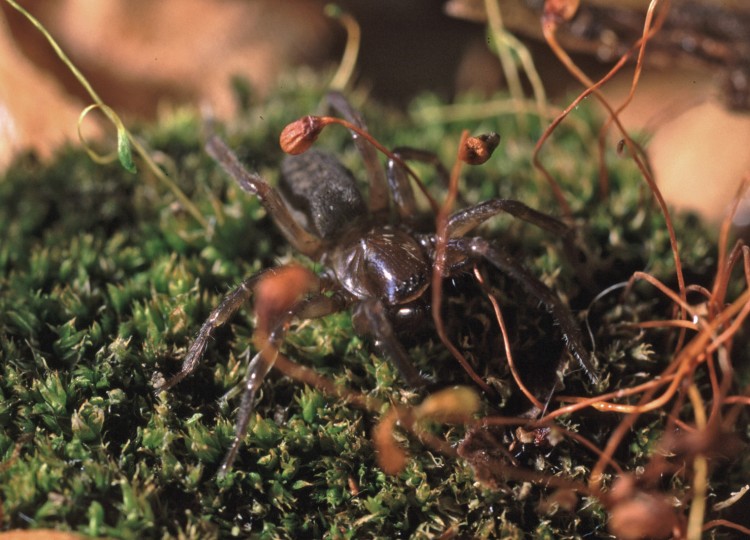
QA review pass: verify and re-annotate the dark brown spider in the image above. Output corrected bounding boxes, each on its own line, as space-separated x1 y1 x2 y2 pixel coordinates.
156 92 596 473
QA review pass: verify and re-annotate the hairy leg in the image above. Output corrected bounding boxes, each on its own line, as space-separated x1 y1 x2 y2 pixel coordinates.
155 268 276 392
205 134 323 257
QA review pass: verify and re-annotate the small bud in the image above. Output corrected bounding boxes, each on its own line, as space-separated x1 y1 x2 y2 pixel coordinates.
253 264 318 345
414 386 481 423
459 132 500 165
372 409 408 475
279 115 324 155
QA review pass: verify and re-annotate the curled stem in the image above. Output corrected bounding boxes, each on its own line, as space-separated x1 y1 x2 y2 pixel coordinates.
5 0 209 228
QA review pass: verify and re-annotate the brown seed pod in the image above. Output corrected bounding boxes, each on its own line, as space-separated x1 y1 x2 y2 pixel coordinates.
279 115 325 155
459 132 500 165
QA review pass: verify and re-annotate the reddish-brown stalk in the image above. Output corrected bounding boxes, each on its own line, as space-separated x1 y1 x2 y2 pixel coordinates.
595 0 670 199
430 130 494 395
633 319 699 331
723 395 750 407
711 177 750 303
553 284 750 421
703 519 750 537
585 281 749 504
474 4 749 534
539 0 688 326
473 266 544 411
532 0 666 214
274 352 383 413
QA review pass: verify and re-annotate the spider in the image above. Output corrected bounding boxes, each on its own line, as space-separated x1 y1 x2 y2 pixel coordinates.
156 92 596 473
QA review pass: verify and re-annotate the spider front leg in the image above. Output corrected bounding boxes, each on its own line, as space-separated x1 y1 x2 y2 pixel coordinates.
387 145 481 219
447 198 570 239
386 147 454 221
205 134 323 258
447 198 594 283
156 268 276 392
453 236 598 383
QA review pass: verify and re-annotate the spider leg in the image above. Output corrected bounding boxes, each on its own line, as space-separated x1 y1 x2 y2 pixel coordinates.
447 198 594 283
446 198 570 239
352 297 427 388
221 291 345 474
326 91 390 215
205 134 323 258
156 268 277 393
454 236 598 383
385 152 418 219
386 146 460 220
390 146 476 212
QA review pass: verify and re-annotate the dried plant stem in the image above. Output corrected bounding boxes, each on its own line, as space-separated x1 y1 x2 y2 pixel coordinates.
686 384 708 540
326 4 360 91
431 131 494 395
483 0 548 120
483 0 525 119
473 267 544 411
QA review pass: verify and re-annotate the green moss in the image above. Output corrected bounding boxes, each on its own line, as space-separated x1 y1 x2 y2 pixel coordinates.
1 73 747 538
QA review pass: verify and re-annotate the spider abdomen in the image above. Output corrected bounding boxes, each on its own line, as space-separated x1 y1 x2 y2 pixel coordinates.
280 150 366 240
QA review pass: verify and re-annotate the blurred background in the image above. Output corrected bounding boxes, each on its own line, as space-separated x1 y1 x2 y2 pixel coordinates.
1 0 749 223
